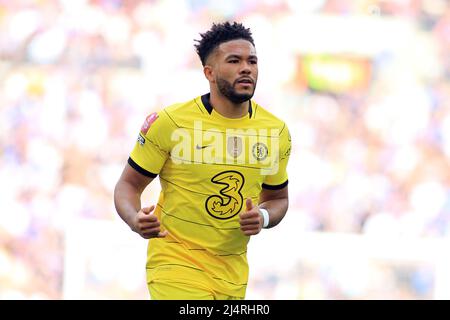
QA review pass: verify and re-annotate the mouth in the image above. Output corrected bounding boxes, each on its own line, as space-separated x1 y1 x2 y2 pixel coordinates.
235 78 254 87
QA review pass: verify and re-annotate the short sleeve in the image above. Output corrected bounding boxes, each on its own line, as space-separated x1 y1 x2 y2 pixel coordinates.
262 123 291 189
129 111 173 177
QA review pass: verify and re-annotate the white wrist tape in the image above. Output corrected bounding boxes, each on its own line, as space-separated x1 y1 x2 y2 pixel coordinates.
259 208 270 228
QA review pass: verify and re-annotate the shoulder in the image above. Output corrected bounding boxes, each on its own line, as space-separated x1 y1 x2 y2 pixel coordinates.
160 96 204 128
138 99 191 137
140 97 201 135
252 101 288 132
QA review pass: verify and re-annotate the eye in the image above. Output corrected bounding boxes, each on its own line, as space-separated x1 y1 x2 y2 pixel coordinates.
228 59 239 64
250 60 258 65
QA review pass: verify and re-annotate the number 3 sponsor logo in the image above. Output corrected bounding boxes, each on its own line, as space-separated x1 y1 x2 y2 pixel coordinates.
205 171 245 220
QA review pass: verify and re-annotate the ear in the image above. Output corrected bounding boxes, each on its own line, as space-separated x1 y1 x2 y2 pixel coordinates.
203 65 215 83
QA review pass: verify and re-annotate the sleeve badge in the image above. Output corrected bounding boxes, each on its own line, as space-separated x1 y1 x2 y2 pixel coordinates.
140 112 159 135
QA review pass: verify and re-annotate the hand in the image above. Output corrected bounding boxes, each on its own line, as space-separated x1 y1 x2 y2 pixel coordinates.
239 198 263 236
132 205 168 239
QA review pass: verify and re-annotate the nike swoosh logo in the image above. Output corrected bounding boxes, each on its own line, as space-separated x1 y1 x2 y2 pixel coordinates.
196 144 211 150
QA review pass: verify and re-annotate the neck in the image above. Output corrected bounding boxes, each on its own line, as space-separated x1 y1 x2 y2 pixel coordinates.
209 90 249 119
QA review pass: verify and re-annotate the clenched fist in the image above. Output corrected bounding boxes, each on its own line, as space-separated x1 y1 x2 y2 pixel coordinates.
239 198 264 236
132 205 168 239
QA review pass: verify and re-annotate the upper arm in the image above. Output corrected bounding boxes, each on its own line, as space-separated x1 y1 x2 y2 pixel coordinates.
115 110 173 197
262 123 291 188
116 163 155 194
128 111 173 178
259 185 288 204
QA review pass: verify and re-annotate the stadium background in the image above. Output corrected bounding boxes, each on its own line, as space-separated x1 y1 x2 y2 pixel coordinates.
1 0 450 299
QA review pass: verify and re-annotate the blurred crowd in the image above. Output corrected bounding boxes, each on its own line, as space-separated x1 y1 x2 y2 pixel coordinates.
1 0 449 299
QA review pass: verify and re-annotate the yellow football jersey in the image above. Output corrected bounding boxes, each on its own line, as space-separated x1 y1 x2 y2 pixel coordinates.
129 94 291 297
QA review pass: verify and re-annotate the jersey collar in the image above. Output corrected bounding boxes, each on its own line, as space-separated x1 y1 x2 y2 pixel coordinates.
201 93 253 118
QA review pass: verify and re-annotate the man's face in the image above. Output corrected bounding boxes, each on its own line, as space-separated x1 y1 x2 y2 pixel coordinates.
206 39 258 104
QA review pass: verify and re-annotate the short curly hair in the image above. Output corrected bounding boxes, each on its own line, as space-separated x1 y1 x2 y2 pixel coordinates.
194 22 255 66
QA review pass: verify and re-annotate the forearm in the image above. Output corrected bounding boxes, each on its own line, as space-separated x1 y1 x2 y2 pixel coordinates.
114 181 142 230
258 197 288 228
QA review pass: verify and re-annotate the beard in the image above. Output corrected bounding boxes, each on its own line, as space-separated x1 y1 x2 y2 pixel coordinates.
216 77 256 104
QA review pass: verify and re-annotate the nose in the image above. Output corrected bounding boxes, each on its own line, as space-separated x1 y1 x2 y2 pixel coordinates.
239 61 252 75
